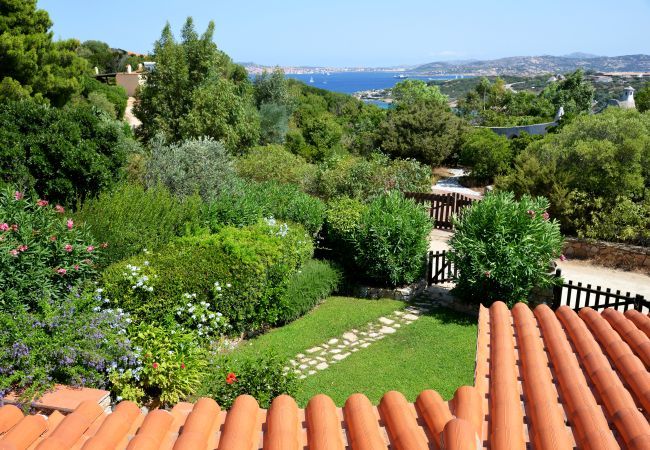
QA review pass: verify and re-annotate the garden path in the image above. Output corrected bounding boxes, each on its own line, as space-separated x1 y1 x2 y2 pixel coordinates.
286 305 428 379
428 229 650 300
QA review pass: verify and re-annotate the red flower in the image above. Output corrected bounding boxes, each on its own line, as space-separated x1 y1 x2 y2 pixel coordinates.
542 211 550 221
66 219 74 230
64 244 73 252
56 268 67 275
73 265 80 271
37 199 49 207
226 372 237 384
180 363 186 369
17 245 28 252
14 191 24 201
86 245 95 252
9 249 18 257
526 210 536 218
50 235 57 241
10 224 18 232
560 254 567 262
152 362 159 369
484 270 491 277
54 204 65 214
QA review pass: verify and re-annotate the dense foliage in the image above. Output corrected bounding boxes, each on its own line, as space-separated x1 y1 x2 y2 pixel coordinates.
198 352 296 409
134 19 259 150
146 136 237 200
0 189 102 310
498 108 650 244
449 192 563 307
279 259 341 323
206 180 327 235
0 289 134 405
80 76 128 119
0 99 134 206
74 183 203 264
236 145 317 192
459 128 512 183
102 221 313 332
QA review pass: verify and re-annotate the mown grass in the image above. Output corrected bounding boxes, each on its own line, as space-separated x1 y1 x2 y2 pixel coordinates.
232 296 404 360
295 307 477 406
230 296 477 407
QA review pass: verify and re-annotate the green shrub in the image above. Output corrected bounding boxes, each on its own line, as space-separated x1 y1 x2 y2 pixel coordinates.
102 221 313 332
207 180 326 236
74 183 203 265
323 197 367 258
460 128 512 183
197 351 296 409
280 259 341 323
0 99 134 206
316 154 431 201
449 191 563 307
348 192 432 287
109 323 208 406
0 188 102 311
0 288 134 405
236 145 317 192
146 136 237 201
81 77 128 119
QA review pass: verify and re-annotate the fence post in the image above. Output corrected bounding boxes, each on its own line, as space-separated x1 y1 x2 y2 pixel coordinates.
426 251 433 286
552 268 562 310
634 294 644 312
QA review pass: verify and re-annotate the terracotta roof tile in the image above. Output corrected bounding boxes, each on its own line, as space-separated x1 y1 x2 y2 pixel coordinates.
3 303 650 449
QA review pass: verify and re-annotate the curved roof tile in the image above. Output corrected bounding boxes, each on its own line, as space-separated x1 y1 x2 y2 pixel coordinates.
2 303 650 450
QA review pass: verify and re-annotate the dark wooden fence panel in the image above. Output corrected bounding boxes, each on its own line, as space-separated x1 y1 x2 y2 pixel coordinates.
404 192 479 230
427 250 458 285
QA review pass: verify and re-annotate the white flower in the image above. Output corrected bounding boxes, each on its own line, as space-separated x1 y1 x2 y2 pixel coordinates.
226 283 232 288
144 260 150 266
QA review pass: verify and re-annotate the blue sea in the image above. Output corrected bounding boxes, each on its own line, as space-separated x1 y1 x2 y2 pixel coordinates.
285 72 461 95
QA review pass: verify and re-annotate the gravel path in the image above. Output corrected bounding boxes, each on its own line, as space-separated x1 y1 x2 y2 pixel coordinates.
432 168 483 197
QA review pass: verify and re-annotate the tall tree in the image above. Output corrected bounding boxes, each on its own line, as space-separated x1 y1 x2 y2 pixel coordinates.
391 79 448 106
0 0 89 105
635 82 650 113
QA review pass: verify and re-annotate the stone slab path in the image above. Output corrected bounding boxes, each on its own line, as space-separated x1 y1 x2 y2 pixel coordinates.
286 305 427 379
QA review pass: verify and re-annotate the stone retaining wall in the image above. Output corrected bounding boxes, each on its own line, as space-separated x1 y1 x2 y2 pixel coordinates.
563 237 650 273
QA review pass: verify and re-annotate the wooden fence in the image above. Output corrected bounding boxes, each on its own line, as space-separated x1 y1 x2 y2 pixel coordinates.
426 254 648 312
551 268 648 312
405 192 478 230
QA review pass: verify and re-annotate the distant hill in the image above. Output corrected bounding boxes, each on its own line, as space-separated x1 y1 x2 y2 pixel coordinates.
414 54 650 76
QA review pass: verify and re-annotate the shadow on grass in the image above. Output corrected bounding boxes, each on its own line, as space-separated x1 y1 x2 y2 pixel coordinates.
419 306 477 326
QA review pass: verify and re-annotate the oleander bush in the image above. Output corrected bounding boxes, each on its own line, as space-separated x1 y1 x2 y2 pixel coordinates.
109 323 208 406
0 99 135 206
0 288 135 405
197 351 296 409
235 145 317 192
279 259 341 323
102 221 313 333
351 191 433 286
0 188 102 310
145 136 238 201
206 180 326 236
449 191 564 307
75 183 204 265
322 196 367 259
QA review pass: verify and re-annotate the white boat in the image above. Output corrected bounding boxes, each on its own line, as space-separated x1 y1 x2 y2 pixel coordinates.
309 76 315 83
393 74 408 79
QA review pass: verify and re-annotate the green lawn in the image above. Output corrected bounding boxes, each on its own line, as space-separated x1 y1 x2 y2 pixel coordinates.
233 296 404 360
230 296 477 407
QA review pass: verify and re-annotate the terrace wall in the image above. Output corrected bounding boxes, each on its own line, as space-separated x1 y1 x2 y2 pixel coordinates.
563 237 650 274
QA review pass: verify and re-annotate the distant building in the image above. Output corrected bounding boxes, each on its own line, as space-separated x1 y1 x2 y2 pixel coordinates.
607 86 636 109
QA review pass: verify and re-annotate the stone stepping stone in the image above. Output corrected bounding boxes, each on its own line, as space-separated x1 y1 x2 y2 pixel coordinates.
328 338 339 345
316 362 328 370
308 370 316 375
299 364 308 369
330 348 341 354
306 347 321 354
403 313 420 321
342 332 358 342
380 326 396 334
378 317 395 325
333 352 351 361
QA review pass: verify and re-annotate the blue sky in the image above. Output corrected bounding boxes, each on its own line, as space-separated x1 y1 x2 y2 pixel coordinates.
40 0 650 67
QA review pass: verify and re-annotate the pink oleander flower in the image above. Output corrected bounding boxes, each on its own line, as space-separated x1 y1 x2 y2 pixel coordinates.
56 268 67 275
54 204 65 214
64 244 73 252
17 245 28 252
37 199 49 207
66 219 74 230
560 254 567 262
542 211 550 221
526 209 536 217
50 235 57 242
0 223 8 232
73 264 80 270
86 245 95 253
14 191 24 201
10 224 18 232
9 249 19 257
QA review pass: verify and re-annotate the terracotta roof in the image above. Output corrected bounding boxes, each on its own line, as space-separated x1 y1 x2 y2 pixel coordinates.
1 302 649 449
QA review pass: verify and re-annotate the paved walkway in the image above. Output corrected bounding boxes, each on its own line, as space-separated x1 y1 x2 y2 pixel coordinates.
429 229 650 299
432 168 484 197
286 305 426 379
124 97 142 129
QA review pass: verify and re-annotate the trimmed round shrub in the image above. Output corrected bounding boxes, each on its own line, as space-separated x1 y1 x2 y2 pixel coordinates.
101 221 313 333
350 191 432 287
449 191 563 307
207 180 326 236
0 188 102 310
146 136 237 201
236 145 317 192
74 183 204 265
279 259 341 323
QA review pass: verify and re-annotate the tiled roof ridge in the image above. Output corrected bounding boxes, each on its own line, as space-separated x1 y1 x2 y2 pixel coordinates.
2 302 650 449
